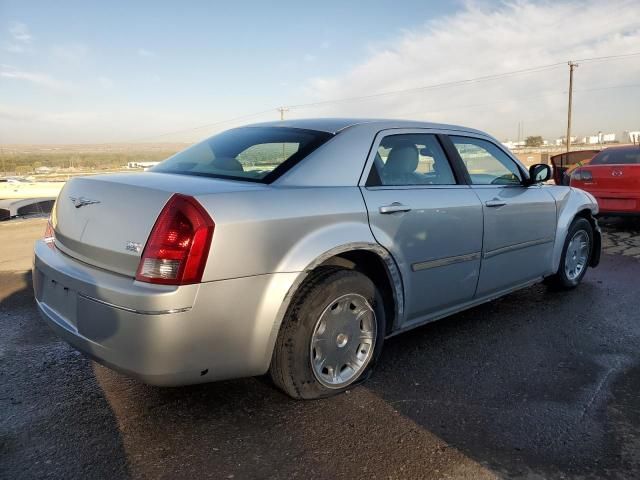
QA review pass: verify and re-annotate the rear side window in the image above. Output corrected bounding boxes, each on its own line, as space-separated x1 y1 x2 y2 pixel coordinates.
152 127 333 183
368 133 457 186
590 149 640 165
450 136 522 185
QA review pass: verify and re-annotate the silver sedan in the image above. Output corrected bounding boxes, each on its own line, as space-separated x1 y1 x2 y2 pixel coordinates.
33 118 601 399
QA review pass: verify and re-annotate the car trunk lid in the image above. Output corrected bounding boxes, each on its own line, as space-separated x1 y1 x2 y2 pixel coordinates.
53 172 263 277
581 164 640 192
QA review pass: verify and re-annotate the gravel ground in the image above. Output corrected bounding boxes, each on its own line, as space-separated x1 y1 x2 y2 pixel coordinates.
1 218 639 479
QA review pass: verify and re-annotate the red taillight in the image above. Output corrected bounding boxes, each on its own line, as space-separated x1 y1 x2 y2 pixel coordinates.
43 218 55 249
136 194 214 285
572 169 592 182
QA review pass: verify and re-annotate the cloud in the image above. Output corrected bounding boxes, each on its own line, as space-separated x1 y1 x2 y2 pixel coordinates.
0 64 68 90
137 48 156 57
9 22 32 43
4 21 33 54
0 104 215 143
3 43 28 54
51 44 89 62
0 104 39 122
302 0 640 139
97 76 114 89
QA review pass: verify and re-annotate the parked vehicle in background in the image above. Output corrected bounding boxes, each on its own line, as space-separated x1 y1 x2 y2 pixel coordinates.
550 149 600 185
570 145 640 215
34 118 601 399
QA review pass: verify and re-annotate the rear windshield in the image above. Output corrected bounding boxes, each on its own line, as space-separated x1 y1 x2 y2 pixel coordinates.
591 148 640 165
152 127 333 183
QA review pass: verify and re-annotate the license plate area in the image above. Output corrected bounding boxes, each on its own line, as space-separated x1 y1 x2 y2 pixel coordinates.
600 198 637 211
41 274 78 327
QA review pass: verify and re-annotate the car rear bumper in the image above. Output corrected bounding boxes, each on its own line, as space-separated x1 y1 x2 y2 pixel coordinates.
592 192 640 214
33 240 298 386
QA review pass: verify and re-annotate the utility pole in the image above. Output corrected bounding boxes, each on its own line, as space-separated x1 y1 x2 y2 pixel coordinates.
277 107 290 160
566 61 578 155
277 106 289 121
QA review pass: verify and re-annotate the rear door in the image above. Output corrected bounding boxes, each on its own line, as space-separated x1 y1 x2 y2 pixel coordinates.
359 130 483 327
446 135 557 297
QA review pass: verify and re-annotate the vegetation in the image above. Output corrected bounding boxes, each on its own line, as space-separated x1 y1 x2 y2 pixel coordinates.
525 136 544 147
0 147 182 176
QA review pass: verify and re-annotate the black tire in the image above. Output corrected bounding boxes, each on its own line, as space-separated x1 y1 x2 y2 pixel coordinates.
270 267 386 400
545 217 593 290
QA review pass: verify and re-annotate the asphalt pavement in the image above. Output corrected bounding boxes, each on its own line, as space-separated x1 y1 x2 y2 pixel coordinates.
1 218 640 479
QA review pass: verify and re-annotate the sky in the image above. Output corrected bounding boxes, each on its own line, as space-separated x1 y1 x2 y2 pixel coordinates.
0 0 639 144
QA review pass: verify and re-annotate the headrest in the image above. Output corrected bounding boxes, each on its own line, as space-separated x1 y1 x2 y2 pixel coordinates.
384 142 419 174
211 156 244 172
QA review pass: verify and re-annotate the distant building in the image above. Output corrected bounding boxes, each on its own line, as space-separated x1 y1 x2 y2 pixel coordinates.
555 136 576 146
501 140 526 149
35 166 52 174
581 132 616 145
626 131 640 143
127 161 160 169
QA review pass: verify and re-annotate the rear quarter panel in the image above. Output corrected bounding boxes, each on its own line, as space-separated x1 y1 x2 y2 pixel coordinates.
194 186 376 281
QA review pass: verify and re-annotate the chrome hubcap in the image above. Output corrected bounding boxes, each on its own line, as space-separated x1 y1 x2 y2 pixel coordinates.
310 293 376 389
565 230 590 281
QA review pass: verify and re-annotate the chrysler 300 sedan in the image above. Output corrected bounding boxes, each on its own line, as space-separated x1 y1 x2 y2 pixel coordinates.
33 118 601 399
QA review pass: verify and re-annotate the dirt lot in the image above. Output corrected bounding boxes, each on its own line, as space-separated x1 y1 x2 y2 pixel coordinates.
1 217 640 479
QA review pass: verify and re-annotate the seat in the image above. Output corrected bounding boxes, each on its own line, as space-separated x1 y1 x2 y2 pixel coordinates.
382 141 421 185
210 156 244 172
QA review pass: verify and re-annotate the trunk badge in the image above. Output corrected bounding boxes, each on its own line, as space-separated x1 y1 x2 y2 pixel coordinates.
126 241 142 253
70 196 101 208
611 170 623 177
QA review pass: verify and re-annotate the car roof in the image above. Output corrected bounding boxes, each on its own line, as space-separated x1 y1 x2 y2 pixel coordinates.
599 144 640 152
246 117 485 135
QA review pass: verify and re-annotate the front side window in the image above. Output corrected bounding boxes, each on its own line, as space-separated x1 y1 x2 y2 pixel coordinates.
369 134 457 186
152 127 333 183
450 136 522 185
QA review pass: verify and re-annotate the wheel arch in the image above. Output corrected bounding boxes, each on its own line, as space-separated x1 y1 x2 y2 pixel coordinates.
575 208 602 267
549 186 601 272
266 243 404 367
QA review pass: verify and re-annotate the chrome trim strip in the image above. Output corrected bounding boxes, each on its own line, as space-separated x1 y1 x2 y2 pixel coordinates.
483 237 555 260
78 293 191 315
412 252 481 272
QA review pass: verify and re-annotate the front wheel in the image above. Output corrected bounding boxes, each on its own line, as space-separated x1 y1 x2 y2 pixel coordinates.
546 217 593 289
270 268 386 399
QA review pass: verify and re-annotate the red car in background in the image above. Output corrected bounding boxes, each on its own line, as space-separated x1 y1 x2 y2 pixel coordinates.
570 145 640 215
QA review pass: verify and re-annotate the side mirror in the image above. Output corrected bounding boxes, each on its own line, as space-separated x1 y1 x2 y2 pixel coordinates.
528 164 551 184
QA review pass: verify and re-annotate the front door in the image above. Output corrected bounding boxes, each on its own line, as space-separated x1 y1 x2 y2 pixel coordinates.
448 135 557 297
360 131 484 326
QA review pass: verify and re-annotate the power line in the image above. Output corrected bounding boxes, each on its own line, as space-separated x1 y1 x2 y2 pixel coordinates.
287 52 640 110
398 82 640 117
131 52 640 142
286 64 566 109
575 52 640 64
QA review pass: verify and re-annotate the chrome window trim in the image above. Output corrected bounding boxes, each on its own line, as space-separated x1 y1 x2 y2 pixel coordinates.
365 184 472 191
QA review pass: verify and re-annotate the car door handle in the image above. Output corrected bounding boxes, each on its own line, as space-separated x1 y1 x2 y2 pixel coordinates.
379 202 412 214
485 200 507 208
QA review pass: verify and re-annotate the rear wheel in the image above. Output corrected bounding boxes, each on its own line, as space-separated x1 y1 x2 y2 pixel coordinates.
546 217 593 289
270 268 385 399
